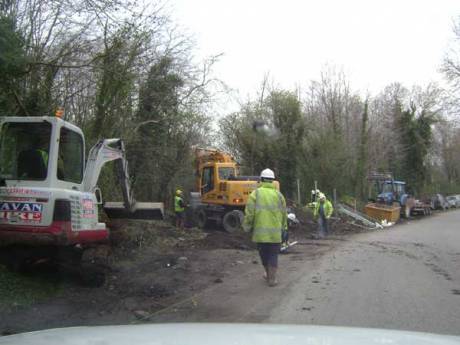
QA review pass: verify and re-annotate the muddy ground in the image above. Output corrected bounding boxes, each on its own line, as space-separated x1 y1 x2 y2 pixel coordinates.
0 210 375 335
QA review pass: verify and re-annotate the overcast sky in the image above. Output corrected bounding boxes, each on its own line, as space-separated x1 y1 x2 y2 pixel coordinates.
170 0 460 113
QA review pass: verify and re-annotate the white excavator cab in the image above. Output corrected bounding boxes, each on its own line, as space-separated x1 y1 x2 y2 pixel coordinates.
0 117 85 191
0 116 163 248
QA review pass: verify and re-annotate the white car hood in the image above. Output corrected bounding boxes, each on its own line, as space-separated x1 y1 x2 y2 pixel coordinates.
1 324 459 345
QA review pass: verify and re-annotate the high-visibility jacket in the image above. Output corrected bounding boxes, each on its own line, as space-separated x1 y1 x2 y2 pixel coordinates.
242 182 287 243
175 195 185 213
37 149 49 166
313 199 333 219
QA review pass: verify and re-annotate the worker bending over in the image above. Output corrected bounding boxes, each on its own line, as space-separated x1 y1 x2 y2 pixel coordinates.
243 169 287 287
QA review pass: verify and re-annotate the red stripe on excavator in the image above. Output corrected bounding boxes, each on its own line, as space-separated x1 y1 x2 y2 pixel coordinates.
0 221 70 234
72 229 109 243
0 221 108 245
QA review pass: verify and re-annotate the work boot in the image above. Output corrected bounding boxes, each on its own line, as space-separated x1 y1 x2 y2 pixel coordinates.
268 266 278 287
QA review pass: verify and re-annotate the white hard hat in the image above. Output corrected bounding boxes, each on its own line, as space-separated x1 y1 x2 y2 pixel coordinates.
260 168 275 179
287 213 297 221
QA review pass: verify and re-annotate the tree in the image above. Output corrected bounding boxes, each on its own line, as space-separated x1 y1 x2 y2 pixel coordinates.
129 56 212 202
0 15 27 115
0 0 218 205
220 87 305 199
92 24 146 139
302 67 364 197
267 91 304 199
441 17 460 107
396 104 436 193
355 99 369 199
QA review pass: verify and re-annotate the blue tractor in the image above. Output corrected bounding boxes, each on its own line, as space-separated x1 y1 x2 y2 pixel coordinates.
376 180 415 218
367 173 416 219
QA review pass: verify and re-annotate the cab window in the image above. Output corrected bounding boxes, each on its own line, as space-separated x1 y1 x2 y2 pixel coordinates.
395 184 405 194
218 167 235 180
0 122 51 180
58 127 84 183
202 167 214 194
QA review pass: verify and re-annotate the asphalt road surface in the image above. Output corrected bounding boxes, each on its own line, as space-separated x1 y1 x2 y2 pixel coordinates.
150 210 460 335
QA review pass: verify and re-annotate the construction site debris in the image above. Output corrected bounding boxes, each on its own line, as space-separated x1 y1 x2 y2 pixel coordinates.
337 203 384 229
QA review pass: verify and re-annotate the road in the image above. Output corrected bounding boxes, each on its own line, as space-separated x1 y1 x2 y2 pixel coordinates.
150 210 460 335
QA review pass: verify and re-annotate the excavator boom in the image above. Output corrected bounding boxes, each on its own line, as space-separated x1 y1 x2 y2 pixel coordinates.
83 138 163 220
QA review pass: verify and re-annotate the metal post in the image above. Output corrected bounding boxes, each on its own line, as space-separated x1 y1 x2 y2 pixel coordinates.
297 179 301 205
314 180 318 202
250 135 256 175
333 188 337 205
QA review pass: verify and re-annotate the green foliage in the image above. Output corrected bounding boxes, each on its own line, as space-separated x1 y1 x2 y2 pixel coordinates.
300 128 350 197
220 75 448 204
220 90 304 200
0 0 215 207
128 57 210 203
0 0 456 205
396 104 437 194
268 91 304 198
355 100 369 198
0 16 27 115
92 26 144 139
0 265 61 307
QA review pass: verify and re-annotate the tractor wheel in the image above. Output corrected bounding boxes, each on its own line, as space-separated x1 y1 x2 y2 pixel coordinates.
196 208 209 229
223 210 244 233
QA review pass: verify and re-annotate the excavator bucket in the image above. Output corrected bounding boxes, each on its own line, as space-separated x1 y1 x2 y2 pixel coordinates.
104 202 164 220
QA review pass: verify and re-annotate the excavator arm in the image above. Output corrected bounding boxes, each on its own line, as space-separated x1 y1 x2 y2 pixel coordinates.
82 139 163 219
82 139 135 211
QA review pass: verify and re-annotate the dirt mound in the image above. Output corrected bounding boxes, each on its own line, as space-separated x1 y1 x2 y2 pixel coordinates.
289 205 371 237
108 218 258 253
195 231 255 250
107 219 207 256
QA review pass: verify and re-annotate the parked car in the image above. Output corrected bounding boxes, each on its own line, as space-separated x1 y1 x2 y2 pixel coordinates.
446 195 460 208
431 194 450 210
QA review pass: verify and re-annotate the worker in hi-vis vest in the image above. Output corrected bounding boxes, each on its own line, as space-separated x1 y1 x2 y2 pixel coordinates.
243 168 287 287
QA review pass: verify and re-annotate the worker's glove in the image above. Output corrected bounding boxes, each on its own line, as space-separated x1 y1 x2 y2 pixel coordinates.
306 202 316 210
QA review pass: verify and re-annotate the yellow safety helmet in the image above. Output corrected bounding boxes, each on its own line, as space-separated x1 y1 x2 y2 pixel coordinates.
176 189 183 196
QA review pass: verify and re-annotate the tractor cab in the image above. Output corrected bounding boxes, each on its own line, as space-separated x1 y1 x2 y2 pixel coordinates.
377 180 407 205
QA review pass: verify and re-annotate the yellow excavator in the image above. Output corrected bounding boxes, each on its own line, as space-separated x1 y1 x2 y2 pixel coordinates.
193 148 278 232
